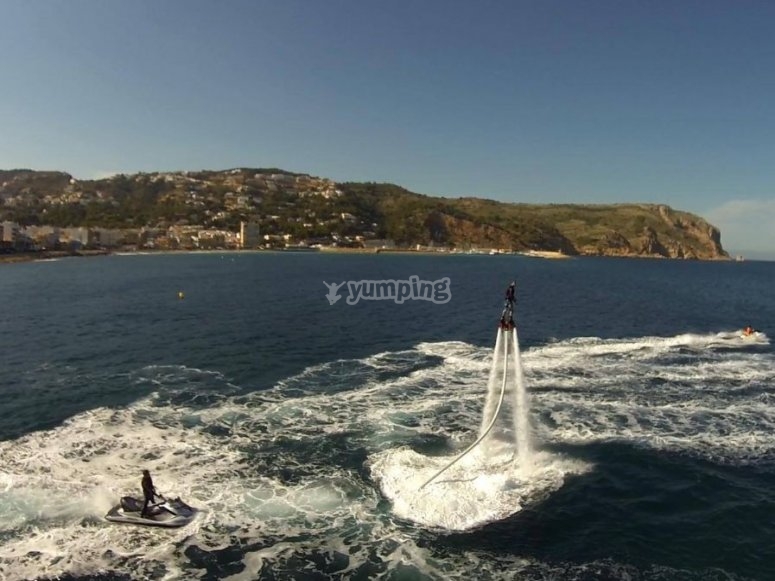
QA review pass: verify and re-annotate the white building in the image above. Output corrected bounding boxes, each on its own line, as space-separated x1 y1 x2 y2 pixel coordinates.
62 227 93 248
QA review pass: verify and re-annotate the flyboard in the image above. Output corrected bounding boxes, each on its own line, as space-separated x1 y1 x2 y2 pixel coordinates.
105 495 198 528
419 281 520 490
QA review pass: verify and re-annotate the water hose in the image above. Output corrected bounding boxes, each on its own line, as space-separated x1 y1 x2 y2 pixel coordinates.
419 328 511 490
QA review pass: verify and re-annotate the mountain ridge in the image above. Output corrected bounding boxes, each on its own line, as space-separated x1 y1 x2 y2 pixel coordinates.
0 168 728 259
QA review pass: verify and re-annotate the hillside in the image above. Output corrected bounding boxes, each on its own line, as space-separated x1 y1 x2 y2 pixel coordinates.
0 168 727 259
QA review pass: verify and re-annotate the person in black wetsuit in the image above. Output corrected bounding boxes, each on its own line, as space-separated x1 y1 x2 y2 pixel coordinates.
505 281 516 303
141 469 160 517
499 282 517 329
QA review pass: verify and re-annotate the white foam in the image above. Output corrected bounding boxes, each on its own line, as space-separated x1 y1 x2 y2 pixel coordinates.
1 330 773 578
369 447 589 530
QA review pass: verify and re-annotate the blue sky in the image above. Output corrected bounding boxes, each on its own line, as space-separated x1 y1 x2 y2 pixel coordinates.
1 1 774 256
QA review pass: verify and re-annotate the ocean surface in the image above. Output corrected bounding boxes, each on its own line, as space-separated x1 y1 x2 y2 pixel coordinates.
0 252 773 581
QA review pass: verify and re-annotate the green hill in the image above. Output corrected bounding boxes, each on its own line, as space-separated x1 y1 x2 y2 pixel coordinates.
0 168 727 259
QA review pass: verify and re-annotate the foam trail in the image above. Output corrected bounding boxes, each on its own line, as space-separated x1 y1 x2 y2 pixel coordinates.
4 331 774 575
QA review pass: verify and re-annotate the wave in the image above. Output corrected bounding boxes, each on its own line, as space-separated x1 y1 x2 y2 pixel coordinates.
0 330 772 579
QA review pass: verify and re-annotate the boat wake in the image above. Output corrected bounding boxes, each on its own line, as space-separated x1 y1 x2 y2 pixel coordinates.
0 329 772 579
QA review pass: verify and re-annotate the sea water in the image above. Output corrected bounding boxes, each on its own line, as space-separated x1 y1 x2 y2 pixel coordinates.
0 253 773 580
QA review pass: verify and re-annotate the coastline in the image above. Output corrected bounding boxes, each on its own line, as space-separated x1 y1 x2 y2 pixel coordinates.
1 246 736 265
517 250 571 260
0 249 110 265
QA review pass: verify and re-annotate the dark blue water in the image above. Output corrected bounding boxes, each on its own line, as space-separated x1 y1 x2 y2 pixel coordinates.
0 253 773 580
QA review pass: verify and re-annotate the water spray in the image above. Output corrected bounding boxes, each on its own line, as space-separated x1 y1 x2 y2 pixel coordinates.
419 281 531 490
419 327 510 490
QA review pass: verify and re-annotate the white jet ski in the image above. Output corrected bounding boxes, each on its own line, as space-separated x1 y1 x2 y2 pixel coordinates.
105 495 197 528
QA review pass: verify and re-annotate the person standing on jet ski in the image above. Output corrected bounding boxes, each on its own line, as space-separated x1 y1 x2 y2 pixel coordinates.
141 469 162 517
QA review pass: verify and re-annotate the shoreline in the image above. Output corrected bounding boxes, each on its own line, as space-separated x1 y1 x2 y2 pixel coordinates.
0 249 110 265
1 246 736 265
517 250 571 260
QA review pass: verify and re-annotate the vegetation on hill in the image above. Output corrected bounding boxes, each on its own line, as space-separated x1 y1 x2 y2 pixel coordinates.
0 168 728 259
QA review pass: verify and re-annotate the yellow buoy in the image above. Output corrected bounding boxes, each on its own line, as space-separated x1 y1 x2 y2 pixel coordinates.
178 291 185 299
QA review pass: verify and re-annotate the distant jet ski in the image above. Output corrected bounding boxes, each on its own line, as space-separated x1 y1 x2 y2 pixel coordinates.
741 325 761 339
499 281 516 330
105 495 197 528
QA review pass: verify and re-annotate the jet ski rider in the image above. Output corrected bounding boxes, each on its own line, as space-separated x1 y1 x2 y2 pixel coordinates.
141 469 162 517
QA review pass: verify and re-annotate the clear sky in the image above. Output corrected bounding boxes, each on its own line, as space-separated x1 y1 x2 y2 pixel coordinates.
1 1 774 257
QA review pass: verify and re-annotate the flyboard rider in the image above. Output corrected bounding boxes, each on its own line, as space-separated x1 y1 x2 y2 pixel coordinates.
500 281 516 330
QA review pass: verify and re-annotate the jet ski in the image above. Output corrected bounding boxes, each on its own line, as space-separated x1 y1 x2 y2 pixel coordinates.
105 495 197 528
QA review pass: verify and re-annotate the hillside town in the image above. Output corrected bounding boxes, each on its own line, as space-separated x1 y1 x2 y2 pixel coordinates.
0 169 399 254
0 219 400 253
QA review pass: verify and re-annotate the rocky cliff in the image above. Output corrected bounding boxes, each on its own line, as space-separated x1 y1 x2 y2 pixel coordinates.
384 195 728 259
566 204 726 259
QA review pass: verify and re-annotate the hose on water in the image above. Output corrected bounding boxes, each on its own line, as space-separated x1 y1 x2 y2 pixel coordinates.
419 328 511 490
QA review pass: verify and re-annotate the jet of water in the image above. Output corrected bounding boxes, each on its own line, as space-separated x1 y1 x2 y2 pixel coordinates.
479 327 532 470
419 325 533 490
